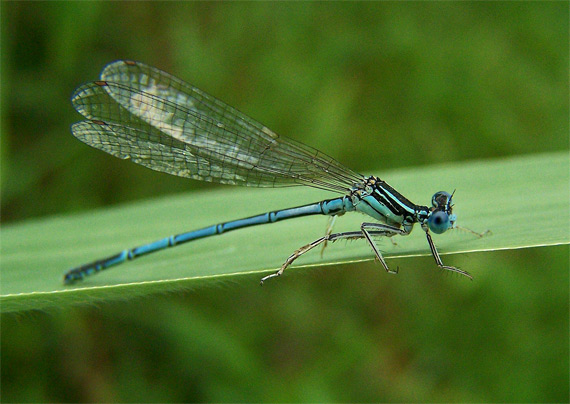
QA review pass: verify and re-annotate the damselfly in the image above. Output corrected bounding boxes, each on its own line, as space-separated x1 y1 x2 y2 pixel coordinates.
64 60 483 285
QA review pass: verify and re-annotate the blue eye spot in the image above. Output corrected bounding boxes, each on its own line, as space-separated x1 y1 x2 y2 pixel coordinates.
428 211 451 234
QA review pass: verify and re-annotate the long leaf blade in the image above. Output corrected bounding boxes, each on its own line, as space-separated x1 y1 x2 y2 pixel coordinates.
1 151 568 312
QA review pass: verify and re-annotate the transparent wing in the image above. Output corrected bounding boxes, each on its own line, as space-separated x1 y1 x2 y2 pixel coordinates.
72 83 286 186
71 60 363 192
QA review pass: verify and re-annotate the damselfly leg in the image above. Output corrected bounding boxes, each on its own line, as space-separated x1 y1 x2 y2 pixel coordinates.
260 223 407 285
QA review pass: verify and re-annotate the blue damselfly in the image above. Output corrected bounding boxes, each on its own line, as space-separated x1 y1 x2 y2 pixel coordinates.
64 60 484 285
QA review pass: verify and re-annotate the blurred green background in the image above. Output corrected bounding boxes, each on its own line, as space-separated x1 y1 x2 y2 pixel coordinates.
1 1 568 402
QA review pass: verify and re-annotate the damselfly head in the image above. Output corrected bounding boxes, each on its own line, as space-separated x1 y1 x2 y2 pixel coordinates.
428 191 456 234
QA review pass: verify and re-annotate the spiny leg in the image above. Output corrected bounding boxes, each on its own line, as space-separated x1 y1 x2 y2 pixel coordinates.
260 231 360 285
360 222 407 275
320 215 337 257
424 230 473 279
260 229 396 285
260 223 406 285
454 225 492 238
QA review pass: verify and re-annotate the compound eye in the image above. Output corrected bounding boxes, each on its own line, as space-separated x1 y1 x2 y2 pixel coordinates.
428 210 451 234
431 191 452 208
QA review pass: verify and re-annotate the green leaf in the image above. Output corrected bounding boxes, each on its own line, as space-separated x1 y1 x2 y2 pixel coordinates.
2 151 568 313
